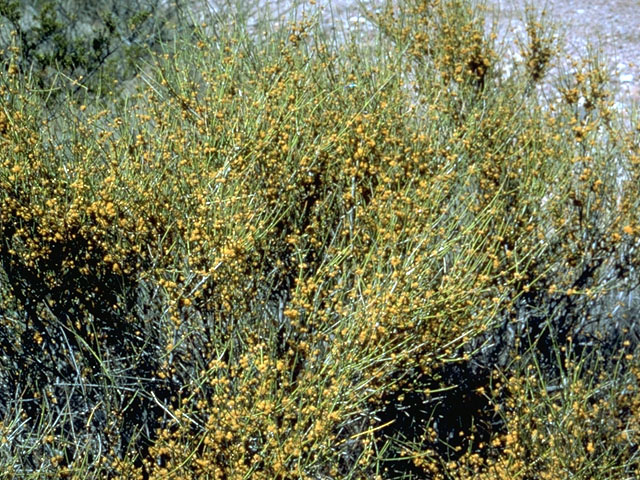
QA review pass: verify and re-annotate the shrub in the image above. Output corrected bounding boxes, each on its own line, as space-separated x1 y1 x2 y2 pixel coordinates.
0 0 638 478
0 0 199 111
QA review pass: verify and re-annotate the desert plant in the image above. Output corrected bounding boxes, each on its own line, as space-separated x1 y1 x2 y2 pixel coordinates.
0 0 638 478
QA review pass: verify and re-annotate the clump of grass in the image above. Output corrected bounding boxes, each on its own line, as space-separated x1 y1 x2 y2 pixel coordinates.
1 0 639 478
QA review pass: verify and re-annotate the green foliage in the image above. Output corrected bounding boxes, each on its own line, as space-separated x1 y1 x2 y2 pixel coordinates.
0 0 198 109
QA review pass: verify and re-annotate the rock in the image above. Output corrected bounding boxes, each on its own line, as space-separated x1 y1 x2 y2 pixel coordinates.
620 73 634 83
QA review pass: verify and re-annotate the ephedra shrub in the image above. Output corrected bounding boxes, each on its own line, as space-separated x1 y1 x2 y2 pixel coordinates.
368 1 640 478
0 0 639 478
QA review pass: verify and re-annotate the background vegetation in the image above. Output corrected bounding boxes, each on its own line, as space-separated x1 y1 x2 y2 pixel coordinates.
1 0 639 478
